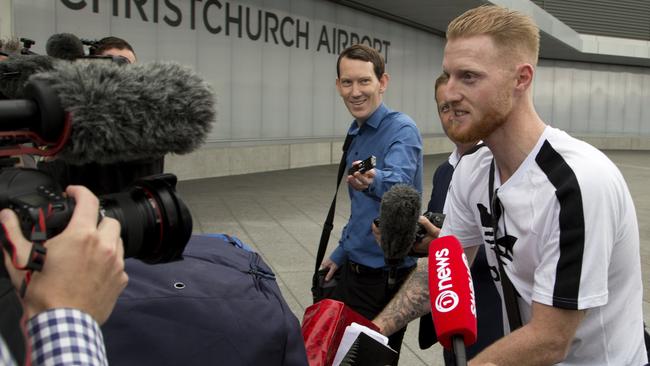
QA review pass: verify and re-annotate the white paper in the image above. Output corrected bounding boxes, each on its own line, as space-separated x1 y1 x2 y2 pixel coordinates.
332 322 392 366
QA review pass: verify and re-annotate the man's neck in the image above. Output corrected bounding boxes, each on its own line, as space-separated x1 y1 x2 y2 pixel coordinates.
485 108 546 183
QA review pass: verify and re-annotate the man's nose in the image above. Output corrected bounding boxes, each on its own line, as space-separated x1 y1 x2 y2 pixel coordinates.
445 78 463 102
350 83 362 97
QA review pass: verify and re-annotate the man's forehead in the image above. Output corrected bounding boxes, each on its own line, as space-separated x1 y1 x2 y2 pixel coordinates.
443 36 496 72
338 58 375 77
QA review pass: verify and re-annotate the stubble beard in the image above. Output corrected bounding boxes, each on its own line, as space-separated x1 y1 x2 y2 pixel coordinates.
447 90 512 144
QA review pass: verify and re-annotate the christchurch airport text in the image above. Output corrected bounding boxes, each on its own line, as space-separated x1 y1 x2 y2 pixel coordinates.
60 0 392 62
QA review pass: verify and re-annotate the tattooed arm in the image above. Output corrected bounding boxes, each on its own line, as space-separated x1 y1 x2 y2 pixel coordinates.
373 257 431 335
373 246 480 336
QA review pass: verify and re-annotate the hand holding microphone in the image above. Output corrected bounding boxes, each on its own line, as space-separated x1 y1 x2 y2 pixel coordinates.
428 235 477 366
375 184 444 258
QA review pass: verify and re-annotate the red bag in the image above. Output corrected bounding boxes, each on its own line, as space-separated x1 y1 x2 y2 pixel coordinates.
301 299 379 366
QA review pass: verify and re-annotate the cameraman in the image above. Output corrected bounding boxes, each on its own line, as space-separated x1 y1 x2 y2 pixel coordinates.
91 36 136 64
0 186 128 365
38 35 164 195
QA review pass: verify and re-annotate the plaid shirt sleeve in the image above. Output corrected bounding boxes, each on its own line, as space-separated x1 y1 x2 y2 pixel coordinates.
27 308 108 366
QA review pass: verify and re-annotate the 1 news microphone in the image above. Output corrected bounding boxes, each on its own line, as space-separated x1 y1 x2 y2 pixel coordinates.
0 60 215 164
428 235 477 366
378 184 420 290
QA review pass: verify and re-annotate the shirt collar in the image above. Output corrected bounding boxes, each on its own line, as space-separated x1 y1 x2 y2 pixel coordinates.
347 103 389 135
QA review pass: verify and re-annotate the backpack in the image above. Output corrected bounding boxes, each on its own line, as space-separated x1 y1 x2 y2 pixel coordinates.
102 234 308 366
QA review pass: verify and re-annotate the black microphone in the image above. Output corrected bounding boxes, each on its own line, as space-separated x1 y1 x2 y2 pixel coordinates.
378 184 420 290
0 54 56 98
0 60 215 164
46 33 85 61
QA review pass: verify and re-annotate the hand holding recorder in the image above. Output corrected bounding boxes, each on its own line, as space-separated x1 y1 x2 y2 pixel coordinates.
347 155 376 191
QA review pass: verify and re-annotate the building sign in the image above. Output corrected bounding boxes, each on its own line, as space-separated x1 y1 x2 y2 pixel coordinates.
60 0 391 62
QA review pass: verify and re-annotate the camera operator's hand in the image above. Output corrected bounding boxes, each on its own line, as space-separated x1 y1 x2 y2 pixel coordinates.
0 185 128 325
347 161 375 191
320 258 339 282
412 215 441 254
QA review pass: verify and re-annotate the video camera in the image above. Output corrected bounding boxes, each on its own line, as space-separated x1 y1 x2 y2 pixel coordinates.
0 78 192 264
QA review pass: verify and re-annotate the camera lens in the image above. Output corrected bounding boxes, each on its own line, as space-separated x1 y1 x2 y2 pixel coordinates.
100 174 192 263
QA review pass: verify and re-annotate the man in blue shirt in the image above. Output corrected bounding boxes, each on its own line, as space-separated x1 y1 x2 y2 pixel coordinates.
320 44 423 362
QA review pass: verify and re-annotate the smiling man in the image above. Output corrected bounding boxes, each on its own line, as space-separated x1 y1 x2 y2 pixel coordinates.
319 44 423 363
374 5 647 366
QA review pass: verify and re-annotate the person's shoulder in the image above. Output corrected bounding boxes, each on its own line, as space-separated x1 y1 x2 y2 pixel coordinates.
536 128 628 200
382 105 416 126
452 144 492 188
539 128 620 179
457 144 491 169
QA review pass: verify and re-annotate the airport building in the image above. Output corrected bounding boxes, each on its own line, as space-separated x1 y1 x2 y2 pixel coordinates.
2 0 650 181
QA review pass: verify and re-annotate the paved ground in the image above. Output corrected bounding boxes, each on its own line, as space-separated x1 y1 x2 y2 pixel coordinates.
177 150 650 366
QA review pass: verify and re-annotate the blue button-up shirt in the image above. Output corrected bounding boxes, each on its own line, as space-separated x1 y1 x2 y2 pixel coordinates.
331 103 423 269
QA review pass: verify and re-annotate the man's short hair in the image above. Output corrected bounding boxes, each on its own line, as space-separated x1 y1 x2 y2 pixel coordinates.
0 37 21 56
447 5 540 66
434 73 449 96
336 44 385 80
92 36 135 56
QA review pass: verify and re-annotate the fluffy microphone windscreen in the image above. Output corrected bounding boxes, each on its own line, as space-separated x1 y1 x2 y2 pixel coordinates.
0 54 56 98
28 60 215 164
379 184 420 262
428 235 477 349
46 33 85 60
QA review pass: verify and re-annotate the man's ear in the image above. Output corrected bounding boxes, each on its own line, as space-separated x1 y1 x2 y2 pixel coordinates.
515 63 534 92
379 73 390 94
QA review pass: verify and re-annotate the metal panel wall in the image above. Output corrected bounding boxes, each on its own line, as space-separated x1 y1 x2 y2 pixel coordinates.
531 0 650 41
13 0 445 145
536 59 650 135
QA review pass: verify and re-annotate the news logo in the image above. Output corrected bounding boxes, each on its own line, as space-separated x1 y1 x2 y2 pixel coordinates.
433 248 459 312
435 290 459 313
433 248 476 314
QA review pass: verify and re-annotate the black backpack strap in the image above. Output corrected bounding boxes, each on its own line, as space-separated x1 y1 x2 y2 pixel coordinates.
489 159 523 331
313 134 355 278
0 251 27 366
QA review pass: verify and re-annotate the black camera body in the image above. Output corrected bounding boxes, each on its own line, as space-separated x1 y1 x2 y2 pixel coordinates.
414 211 446 243
0 167 192 264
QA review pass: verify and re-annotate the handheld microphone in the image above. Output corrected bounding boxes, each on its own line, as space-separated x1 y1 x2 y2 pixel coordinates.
428 235 477 366
0 60 215 164
379 184 420 290
45 33 85 60
0 54 56 98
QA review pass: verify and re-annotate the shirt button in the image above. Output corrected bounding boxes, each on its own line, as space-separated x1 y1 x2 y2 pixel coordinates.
355 152 358 155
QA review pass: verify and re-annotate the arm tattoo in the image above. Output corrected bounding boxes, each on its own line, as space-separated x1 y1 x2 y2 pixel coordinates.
375 258 431 335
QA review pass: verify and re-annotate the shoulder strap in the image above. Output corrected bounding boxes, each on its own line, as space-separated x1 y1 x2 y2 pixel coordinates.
0 252 27 366
489 159 523 331
313 134 355 276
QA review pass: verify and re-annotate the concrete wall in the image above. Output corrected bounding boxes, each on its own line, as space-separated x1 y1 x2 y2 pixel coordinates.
0 0 12 38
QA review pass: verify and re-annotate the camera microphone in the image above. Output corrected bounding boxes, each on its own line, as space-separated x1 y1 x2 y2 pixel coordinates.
0 60 215 164
428 235 477 366
46 33 85 61
0 54 56 98
379 184 420 290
